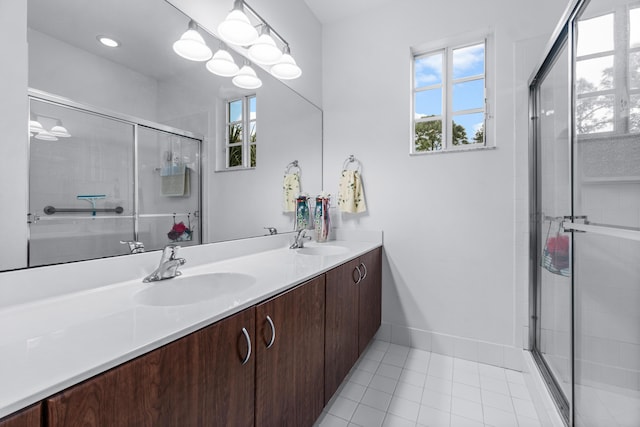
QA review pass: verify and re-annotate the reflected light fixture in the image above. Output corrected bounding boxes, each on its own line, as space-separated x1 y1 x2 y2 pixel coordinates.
34 130 58 141
206 45 240 77
29 115 44 133
50 120 71 138
248 25 282 65
232 62 262 89
270 45 302 80
218 0 259 46
97 36 119 48
173 20 212 62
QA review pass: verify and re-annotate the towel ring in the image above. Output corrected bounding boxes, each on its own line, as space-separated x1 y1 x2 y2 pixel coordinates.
285 160 301 175
342 155 362 173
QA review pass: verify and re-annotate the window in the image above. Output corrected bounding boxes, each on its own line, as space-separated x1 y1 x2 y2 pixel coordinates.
412 38 488 153
576 6 639 135
226 95 256 168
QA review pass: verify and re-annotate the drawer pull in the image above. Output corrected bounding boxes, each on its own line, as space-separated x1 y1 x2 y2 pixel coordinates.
266 315 276 349
241 327 252 365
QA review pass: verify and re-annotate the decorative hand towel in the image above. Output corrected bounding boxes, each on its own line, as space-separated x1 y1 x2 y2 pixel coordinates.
161 165 189 197
282 173 300 212
337 170 367 213
314 194 331 242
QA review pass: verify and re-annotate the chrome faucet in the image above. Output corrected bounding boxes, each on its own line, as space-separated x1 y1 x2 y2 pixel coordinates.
290 229 312 249
143 244 186 282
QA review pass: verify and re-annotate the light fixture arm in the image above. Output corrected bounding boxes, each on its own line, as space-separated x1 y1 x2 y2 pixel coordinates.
239 0 289 48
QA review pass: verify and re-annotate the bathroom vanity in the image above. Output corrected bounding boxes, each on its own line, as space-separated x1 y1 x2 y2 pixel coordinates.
0 234 382 426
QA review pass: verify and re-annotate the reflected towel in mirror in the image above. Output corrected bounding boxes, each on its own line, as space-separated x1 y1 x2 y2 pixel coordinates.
283 173 300 212
161 165 190 197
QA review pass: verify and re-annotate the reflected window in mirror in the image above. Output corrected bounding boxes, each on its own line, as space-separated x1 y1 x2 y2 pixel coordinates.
226 95 257 169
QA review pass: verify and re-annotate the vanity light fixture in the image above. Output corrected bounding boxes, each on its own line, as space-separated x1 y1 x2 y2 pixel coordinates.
218 0 301 79
206 44 240 77
97 36 120 48
270 45 302 80
173 20 213 62
248 25 282 65
217 0 259 46
50 120 71 138
232 62 262 89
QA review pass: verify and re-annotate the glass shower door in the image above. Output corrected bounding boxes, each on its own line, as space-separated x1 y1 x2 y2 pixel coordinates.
533 38 573 421
137 126 201 251
570 1 640 425
28 98 135 266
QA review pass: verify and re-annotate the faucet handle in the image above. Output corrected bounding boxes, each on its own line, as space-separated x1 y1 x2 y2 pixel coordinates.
120 240 145 254
163 244 180 259
264 226 278 235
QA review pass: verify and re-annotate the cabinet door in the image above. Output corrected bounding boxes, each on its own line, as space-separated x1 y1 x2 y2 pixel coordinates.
0 404 41 427
324 258 361 404
47 308 255 427
358 247 382 354
255 275 325 427
198 307 256 427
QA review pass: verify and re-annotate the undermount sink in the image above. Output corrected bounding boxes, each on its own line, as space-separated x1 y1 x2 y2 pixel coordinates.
134 272 256 306
296 245 349 256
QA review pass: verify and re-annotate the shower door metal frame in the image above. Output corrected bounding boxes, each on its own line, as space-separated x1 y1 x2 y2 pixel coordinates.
528 0 586 425
27 88 204 264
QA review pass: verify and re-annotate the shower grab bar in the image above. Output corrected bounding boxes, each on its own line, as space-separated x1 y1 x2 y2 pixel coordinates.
562 221 640 242
44 206 124 215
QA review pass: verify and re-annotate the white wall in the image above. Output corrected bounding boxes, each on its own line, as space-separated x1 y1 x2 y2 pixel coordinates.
167 0 323 108
0 0 28 270
322 0 569 368
28 29 159 121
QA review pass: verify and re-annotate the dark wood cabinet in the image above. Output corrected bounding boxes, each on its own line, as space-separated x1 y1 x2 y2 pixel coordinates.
358 247 382 355
255 275 325 427
0 404 41 427
46 308 255 427
324 258 361 403
325 248 382 403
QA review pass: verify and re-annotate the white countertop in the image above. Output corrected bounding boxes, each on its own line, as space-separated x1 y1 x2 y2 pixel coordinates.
0 233 382 419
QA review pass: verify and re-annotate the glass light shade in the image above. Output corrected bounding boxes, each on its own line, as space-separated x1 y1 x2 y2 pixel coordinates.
232 65 262 89
218 10 258 46
206 49 239 77
34 130 58 141
50 124 71 137
173 29 212 61
248 33 282 65
270 53 302 80
29 119 44 133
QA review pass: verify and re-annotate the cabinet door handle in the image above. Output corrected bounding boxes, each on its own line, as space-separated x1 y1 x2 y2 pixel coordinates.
353 265 363 284
266 315 276 349
360 262 368 280
241 327 252 365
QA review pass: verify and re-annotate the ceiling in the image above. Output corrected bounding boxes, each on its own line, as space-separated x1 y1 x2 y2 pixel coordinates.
302 0 396 24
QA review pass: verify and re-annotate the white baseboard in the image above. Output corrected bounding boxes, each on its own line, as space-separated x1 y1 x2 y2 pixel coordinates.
375 322 524 371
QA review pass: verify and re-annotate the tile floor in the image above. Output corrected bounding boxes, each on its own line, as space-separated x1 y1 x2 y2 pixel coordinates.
314 340 545 427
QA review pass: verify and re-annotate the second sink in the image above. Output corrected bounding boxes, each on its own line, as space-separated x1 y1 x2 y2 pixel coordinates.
134 272 257 307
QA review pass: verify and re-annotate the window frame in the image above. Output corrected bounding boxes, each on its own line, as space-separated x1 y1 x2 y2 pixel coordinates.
575 5 640 138
411 35 493 154
225 94 256 169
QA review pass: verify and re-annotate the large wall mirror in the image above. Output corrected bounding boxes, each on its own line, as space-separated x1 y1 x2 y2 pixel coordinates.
18 0 322 270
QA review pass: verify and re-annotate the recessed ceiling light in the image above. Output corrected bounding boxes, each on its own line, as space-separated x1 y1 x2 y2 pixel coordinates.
97 36 119 48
